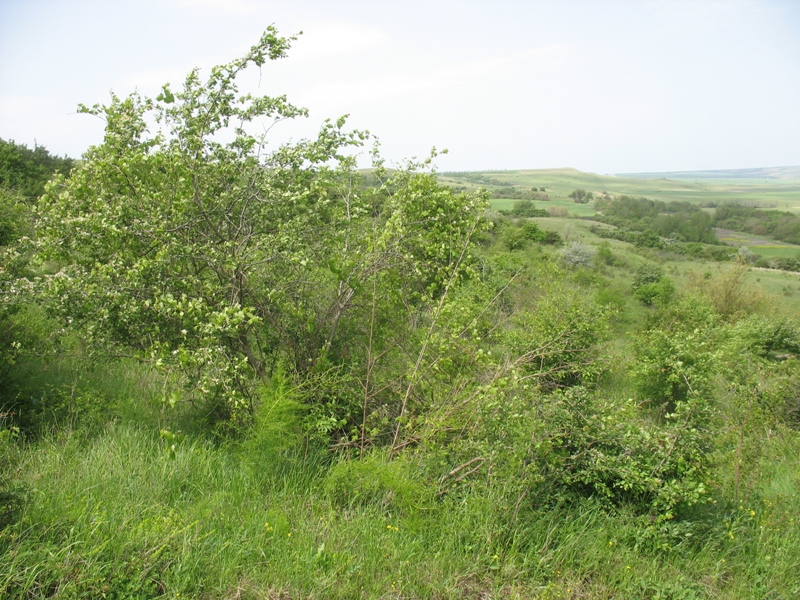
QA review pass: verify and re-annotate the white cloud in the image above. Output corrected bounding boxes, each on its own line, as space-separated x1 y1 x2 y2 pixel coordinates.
287 21 389 62
166 0 262 15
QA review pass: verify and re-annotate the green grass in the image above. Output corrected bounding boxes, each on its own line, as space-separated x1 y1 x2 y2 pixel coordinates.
4 418 800 598
489 196 598 217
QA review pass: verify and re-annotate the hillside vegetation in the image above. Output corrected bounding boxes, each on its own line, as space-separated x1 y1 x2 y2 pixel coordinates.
3 30 800 599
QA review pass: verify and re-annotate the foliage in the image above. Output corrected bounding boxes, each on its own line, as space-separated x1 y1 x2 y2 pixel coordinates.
502 277 611 389
631 263 675 306
5 27 800 600
595 241 616 266
633 278 675 307
715 204 800 245
559 241 596 269
35 28 489 423
539 387 713 521
569 189 593 204
596 195 718 244
0 189 36 402
591 224 739 261
507 199 548 217
0 138 74 201
631 295 719 410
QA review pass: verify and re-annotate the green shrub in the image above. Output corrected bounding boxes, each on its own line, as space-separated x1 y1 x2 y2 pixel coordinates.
539 387 714 521
510 199 548 217
633 278 675 307
542 230 563 246
501 227 527 251
632 264 664 290
595 241 616 266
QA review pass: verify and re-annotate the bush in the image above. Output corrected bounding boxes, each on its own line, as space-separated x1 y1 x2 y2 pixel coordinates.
631 264 664 290
595 241 616 266
686 262 767 320
569 189 593 204
508 386 716 523
559 242 596 269
502 227 527 251
633 279 675 307
510 199 548 217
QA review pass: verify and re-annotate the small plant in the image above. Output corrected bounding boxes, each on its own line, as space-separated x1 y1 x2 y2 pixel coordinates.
324 451 430 513
596 241 616 266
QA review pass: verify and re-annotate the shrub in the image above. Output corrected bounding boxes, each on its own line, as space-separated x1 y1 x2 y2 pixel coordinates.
510 199 548 217
542 230 563 246
502 227 527 251
521 221 544 241
542 387 714 520
569 189 593 204
559 242 596 269
633 279 675 307
595 241 616 266
686 262 767 320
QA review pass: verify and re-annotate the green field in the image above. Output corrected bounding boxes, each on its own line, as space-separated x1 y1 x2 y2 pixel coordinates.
440 167 800 213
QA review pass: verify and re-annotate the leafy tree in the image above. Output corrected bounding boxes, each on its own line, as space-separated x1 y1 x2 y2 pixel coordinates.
569 189 593 204
36 28 488 422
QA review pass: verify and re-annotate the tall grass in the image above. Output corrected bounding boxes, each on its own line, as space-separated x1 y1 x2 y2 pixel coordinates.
3 419 800 598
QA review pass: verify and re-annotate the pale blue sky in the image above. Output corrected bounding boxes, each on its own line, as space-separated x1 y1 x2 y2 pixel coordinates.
1 0 798 173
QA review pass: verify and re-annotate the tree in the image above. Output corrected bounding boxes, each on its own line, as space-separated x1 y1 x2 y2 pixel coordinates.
569 189 593 204
36 28 488 422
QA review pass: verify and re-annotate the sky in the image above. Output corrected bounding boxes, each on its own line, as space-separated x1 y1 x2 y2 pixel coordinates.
1 0 799 174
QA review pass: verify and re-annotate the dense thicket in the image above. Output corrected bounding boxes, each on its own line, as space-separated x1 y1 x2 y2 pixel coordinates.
596 195 717 244
0 138 74 201
715 204 800 245
1 140 75 405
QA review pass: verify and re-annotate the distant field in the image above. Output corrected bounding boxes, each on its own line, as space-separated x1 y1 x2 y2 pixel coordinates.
489 196 597 217
715 228 800 258
618 166 800 181
439 167 800 213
